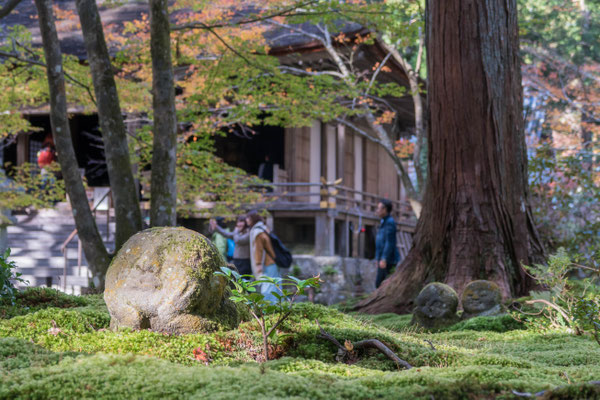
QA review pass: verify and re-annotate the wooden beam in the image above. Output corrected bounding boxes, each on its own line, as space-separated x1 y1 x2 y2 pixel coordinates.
309 120 321 203
315 212 335 256
16 133 29 166
336 124 345 184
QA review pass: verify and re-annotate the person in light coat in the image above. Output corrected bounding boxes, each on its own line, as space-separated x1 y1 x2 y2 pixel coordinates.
246 210 281 303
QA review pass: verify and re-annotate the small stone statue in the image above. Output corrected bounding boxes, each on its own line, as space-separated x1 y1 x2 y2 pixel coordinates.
412 282 460 330
461 280 504 319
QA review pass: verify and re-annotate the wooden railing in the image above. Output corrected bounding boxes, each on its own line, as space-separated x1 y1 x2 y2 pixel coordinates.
60 189 112 291
260 181 415 224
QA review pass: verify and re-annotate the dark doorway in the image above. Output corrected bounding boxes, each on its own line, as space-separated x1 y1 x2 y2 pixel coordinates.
213 125 285 176
1 114 110 187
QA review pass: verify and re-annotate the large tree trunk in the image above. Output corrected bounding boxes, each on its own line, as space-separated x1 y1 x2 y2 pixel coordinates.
356 0 545 314
75 0 143 250
34 0 110 286
149 0 177 226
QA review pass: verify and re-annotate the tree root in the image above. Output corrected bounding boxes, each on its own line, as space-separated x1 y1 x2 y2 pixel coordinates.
315 319 412 370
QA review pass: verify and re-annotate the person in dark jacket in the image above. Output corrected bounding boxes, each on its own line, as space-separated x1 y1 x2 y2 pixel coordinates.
375 199 400 288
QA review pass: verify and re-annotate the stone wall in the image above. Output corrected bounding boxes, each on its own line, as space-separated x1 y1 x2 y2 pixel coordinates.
289 256 376 305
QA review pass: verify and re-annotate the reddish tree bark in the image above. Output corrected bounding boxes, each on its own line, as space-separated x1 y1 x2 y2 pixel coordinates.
356 0 545 314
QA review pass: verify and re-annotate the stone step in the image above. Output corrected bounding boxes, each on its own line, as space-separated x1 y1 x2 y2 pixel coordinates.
16 275 90 293
16 265 90 277
5 205 119 294
10 256 71 269
9 247 93 258
9 249 66 258
7 234 113 244
8 225 113 233
8 244 79 253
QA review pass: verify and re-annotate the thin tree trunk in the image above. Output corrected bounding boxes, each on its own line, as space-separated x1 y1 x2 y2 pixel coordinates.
356 0 545 314
75 0 143 250
34 0 110 286
149 0 177 226
379 37 427 194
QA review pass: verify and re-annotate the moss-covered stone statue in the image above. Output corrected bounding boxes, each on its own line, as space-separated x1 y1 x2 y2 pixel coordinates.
104 227 241 334
411 282 460 330
461 280 504 319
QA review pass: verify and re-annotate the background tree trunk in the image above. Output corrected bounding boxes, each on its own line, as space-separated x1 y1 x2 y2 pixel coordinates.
34 0 110 286
76 0 143 250
149 0 177 226
356 0 545 314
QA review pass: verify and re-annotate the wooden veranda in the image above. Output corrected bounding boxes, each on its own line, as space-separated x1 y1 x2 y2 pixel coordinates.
252 181 416 259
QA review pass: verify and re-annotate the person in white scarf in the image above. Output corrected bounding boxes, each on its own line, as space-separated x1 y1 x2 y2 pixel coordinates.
246 210 281 304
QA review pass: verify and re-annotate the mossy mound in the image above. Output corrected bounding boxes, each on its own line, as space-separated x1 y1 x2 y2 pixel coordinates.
1 293 600 399
448 314 525 332
104 227 240 334
0 337 82 372
0 287 91 319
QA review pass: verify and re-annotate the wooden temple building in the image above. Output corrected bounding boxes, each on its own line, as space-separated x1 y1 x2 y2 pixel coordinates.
1 1 418 267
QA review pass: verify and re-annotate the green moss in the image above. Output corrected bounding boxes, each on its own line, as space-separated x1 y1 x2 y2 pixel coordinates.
1 299 600 398
155 227 225 281
355 313 413 332
0 287 95 319
2 353 600 400
0 308 110 339
0 337 82 372
446 314 526 332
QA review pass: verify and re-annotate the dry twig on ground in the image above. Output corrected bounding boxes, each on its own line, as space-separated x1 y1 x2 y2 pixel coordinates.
315 319 412 370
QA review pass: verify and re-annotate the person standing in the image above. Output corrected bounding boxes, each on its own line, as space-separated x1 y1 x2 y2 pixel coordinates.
257 155 274 182
210 215 251 276
246 210 281 303
209 217 229 262
375 199 400 288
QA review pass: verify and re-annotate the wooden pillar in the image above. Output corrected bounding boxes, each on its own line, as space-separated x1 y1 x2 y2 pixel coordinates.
336 124 345 183
358 228 366 258
325 124 337 182
309 120 321 203
266 214 274 231
351 217 360 258
340 218 350 257
354 134 363 201
16 133 29 165
315 212 334 256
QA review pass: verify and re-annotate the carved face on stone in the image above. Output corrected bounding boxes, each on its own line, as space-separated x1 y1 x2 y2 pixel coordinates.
461 280 502 314
414 283 458 319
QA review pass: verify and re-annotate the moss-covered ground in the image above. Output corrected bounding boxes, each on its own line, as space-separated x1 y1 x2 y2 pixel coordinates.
1 288 600 399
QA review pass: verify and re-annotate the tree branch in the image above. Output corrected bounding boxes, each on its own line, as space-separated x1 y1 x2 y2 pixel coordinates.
172 0 319 31
353 339 413 370
377 37 426 194
524 72 599 122
521 43 600 85
415 27 424 74
334 117 384 146
316 319 412 370
525 299 572 323
263 19 324 43
365 51 393 97
0 0 22 20
278 65 344 78
0 50 97 105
